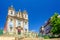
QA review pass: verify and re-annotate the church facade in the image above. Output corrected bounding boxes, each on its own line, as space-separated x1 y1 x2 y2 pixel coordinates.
4 5 29 35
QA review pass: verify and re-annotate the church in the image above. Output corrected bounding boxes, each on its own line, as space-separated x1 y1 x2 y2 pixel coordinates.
3 5 29 35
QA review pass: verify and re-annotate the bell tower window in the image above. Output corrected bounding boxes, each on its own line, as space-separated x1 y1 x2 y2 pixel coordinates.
25 14 26 18
11 11 13 15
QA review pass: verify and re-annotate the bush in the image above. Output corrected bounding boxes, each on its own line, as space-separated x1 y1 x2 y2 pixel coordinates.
50 34 60 38
44 35 50 39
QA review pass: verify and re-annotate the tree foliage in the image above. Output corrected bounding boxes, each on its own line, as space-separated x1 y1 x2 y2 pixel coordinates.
50 13 60 34
0 29 3 35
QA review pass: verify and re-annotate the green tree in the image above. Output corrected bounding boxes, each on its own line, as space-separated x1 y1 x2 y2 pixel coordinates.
50 13 60 34
0 29 3 35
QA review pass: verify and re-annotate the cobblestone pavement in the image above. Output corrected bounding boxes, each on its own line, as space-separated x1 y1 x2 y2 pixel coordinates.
0 36 60 40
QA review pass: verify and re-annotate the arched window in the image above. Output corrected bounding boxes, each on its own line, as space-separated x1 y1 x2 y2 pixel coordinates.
10 19 13 22
18 20 21 26
25 29 27 31
9 22 13 32
25 22 27 25
9 25 13 31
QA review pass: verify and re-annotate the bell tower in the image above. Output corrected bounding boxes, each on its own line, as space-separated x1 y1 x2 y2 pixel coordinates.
4 5 15 34
23 10 28 32
23 10 28 19
8 5 15 16
7 5 15 34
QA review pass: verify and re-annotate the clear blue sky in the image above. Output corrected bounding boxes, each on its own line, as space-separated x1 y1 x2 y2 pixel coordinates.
0 0 60 32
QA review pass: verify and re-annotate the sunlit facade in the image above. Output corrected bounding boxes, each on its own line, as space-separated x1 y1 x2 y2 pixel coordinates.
4 5 29 35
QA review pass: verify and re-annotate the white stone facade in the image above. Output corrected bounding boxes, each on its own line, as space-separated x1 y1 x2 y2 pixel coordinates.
4 5 29 35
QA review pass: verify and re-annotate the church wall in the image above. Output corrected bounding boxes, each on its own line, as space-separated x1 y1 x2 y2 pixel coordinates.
4 6 29 35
